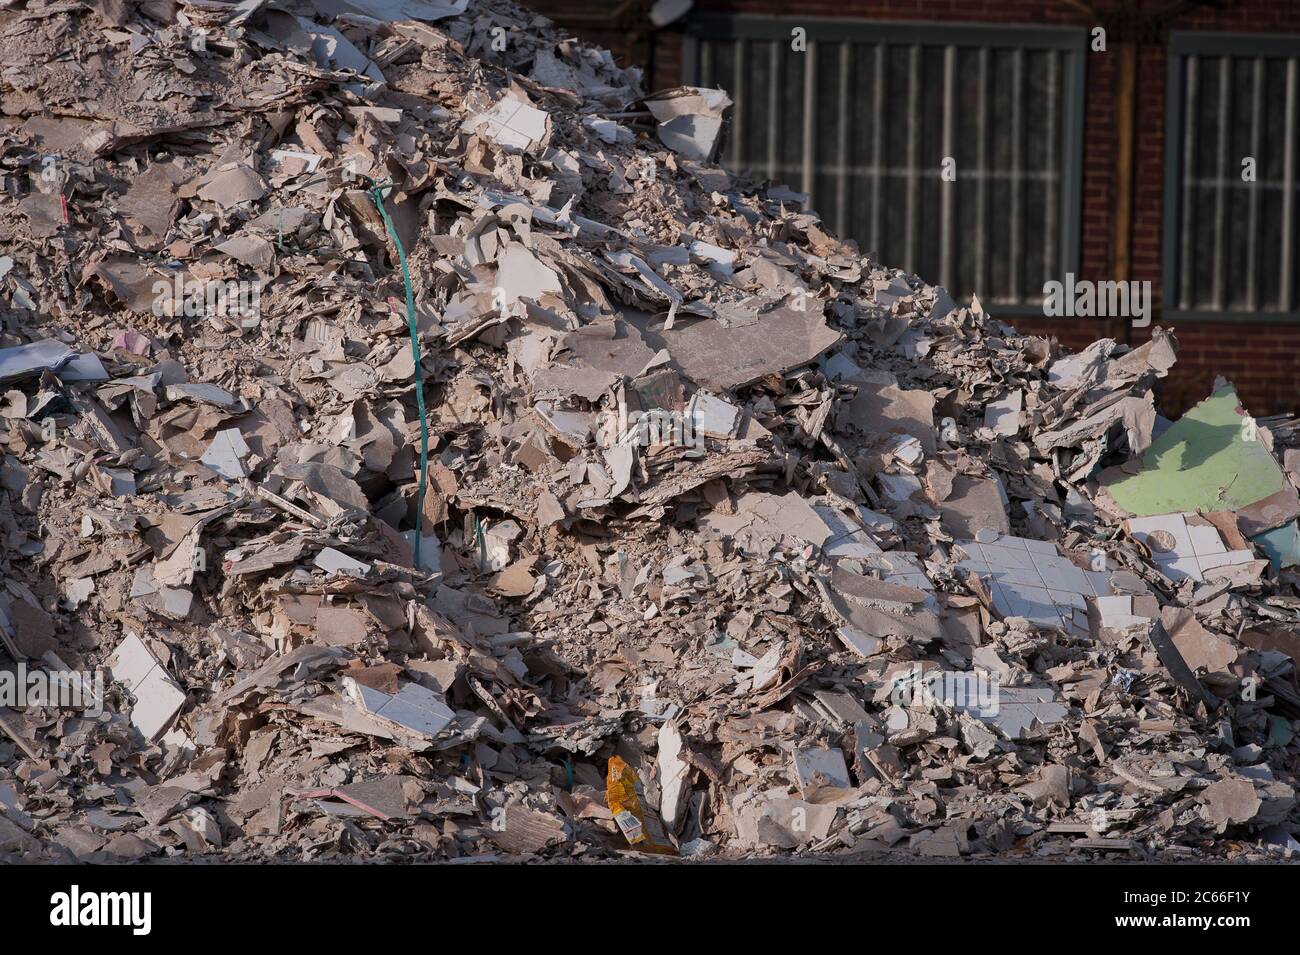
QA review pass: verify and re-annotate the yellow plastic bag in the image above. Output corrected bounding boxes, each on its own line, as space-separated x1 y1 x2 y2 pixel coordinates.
606 756 677 855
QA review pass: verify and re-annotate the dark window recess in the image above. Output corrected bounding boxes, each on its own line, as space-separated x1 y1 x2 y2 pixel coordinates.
1165 33 1300 318
684 17 1085 310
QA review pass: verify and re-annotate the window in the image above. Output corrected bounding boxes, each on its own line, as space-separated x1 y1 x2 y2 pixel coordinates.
1164 32 1300 320
683 16 1086 312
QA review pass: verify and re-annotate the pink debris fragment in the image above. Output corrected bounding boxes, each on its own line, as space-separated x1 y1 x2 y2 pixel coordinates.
111 330 151 356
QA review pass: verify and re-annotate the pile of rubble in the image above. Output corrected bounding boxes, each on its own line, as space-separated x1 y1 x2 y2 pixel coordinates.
2 0 1299 862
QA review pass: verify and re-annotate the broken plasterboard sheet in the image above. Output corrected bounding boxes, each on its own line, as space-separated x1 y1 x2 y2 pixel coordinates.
1161 606 1238 674
657 721 690 829
165 382 239 407
315 606 370 647
531 321 655 402
1199 778 1263 833
1091 594 1156 635
956 533 1111 635
816 573 945 645
402 532 442 573
341 676 455 741
687 392 740 438
812 505 883 558
59 352 110 382
732 790 837 849
791 747 851 797
195 162 269 208
497 243 563 306
1104 384 1294 517
314 547 371 578
1146 618 1220 707
1236 487 1300 539
845 376 937 456
811 690 870 726
938 474 1010 540
631 306 842 392
265 13 385 83
702 492 876 556
1110 329 1179 381
984 390 1023 436
822 351 864 381
0 340 76 381
106 634 186 741
642 87 731 162
214 234 274 271
483 804 570 854
836 626 883 658
687 239 736 279
699 491 811 545
604 250 682 309
827 566 928 613
301 776 417 822
1046 342 1111 390
200 428 250 480
464 97 549 152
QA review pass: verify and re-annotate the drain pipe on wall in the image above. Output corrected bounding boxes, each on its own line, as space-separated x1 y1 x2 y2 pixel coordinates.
1062 0 1236 347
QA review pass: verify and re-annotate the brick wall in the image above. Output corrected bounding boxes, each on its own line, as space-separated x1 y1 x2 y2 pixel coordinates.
530 0 1300 415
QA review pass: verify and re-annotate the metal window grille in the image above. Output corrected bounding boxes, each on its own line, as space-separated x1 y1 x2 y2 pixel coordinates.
1164 32 1300 320
683 16 1086 311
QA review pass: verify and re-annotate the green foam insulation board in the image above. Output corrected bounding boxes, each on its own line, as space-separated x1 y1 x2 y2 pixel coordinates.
1105 384 1287 517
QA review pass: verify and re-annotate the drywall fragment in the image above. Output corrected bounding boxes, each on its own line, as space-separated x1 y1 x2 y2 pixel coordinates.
341 676 455 740
984 389 1022 436
1200 778 1262 833
464 97 549 151
791 747 851 797
106 634 186 741
315 606 370 647
836 626 883 658
1161 607 1237 674
657 721 690 830
643 87 731 161
313 547 371 578
0 340 76 381
1145 618 1220 708
201 429 250 480
939 475 1010 540
301 776 418 821
651 306 841 392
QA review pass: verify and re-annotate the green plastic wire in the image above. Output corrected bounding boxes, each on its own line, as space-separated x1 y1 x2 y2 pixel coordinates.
368 180 429 569
275 168 430 567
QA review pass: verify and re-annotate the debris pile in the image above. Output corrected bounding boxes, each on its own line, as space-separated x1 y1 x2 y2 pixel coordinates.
1 0 1299 862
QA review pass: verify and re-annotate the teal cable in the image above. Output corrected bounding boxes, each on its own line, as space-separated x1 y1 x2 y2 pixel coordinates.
369 182 429 569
